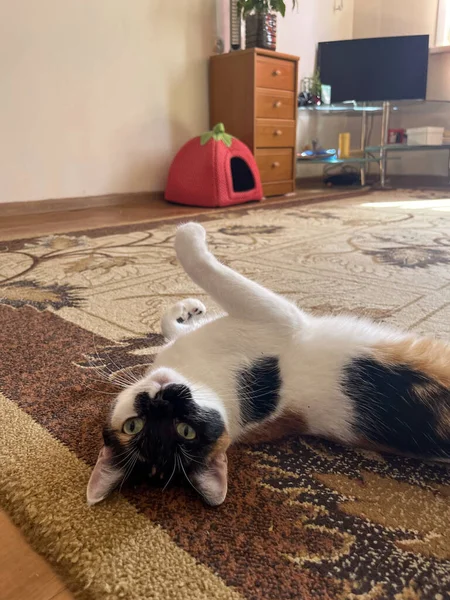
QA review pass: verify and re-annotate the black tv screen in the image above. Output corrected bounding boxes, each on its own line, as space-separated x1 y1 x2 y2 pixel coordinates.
317 35 429 103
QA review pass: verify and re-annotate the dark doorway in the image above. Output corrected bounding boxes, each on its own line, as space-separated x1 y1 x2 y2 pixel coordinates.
230 157 255 192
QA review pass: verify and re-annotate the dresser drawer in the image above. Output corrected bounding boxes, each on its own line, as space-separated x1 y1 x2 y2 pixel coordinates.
256 89 295 120
256 56 295 91
263 180 294 197
256 148 293 183
255 119 295 148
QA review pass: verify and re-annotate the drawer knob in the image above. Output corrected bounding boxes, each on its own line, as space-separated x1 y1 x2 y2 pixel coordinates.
272 69 282 76
274 129 283 136
272 161 280 168
273 101 282 108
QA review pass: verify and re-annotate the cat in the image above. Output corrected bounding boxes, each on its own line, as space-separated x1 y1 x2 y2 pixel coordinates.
87 222 450 507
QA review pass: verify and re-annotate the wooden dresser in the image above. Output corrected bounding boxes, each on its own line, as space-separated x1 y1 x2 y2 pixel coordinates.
209 48 299 197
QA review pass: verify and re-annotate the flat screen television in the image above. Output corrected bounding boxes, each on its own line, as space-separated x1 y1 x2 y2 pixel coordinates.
317 35 429 103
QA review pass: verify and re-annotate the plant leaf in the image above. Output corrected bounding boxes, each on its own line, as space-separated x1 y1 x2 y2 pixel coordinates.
200 132 213 146
242 0 296 15
222 133 233 147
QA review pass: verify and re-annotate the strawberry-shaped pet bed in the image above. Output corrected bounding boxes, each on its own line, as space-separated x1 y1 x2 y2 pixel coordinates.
165 123 263 207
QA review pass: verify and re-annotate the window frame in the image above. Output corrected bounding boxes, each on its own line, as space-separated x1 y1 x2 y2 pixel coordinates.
435 0 450 47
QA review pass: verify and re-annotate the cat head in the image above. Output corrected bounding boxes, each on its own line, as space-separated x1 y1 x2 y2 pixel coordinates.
87 367 230 507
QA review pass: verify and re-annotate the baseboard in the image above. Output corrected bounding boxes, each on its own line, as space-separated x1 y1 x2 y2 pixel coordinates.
1 191 164 218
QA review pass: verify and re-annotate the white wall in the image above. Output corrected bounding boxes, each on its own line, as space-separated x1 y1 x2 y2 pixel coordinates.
0 0 215 203
278 0 355 79
428 51 450 101
353 0 439 40
353 0 382 39
380 0 438 40
277 0 356 178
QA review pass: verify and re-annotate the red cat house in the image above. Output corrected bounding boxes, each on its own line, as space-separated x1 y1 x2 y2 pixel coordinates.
165 123 263 208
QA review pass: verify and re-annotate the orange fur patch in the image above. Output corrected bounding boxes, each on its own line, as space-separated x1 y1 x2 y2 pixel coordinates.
211 431 232 458
373 336 450 389
116 432 131 446
240 410 308 444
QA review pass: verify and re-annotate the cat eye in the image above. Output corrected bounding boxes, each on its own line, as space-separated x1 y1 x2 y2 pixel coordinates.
176 422 196 440
122 417 145 436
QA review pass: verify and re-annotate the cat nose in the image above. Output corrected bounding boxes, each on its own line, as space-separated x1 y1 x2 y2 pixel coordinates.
161 384 191 405
148 395 173 420
137 390 165 405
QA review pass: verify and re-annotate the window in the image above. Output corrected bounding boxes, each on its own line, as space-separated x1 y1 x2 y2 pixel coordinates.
436 0 450 46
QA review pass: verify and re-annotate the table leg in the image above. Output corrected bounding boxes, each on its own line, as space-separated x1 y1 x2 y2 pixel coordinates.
360 107 367 186
380 101 391 188
448 149 450 185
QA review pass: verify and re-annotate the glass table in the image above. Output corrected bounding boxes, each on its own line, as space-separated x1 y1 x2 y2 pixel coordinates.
297 101 450 187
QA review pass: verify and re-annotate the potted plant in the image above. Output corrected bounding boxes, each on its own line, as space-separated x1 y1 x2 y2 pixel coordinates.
238 0 298 51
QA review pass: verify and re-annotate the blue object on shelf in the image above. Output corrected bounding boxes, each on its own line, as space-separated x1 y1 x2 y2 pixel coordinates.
298 148 337 160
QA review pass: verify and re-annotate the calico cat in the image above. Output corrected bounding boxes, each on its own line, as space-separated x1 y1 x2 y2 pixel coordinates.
87 222 450 506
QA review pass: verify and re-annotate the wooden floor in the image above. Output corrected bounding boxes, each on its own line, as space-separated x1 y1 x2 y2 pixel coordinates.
0 185 363 242
0 194 208 241
0 184 362 600
0 511 74 600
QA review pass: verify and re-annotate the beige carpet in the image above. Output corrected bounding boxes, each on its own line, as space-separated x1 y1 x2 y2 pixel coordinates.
0 189 449 599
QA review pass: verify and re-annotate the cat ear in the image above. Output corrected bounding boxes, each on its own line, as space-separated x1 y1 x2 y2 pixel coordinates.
191 452 228 506
86 445 123 506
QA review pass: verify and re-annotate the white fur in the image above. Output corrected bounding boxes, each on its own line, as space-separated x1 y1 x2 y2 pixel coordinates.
111 222 410 447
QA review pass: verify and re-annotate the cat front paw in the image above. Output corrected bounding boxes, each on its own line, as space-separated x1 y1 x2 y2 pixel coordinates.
161 299 206 334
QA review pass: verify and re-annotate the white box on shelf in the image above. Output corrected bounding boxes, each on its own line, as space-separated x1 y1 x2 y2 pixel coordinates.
406 127 444 146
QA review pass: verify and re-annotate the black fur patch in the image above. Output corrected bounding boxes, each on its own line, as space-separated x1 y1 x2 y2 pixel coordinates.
237 356 281 425
343 357 450 459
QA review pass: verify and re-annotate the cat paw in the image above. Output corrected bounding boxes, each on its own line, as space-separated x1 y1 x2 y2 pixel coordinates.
164 298 206 326
175 223 208 262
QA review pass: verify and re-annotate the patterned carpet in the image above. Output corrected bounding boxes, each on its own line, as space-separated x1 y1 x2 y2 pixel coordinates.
1 189 450 600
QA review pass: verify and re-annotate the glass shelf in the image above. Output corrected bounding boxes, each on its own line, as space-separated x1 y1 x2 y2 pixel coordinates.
366 144 450 152
296 156 393 165
298 103 385 114
298 100 450 115
297 156 371 164
296 146 449 165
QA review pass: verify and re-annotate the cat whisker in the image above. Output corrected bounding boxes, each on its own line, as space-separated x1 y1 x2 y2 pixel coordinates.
82 377 118 396
88 335 140 388
162 454 178 492
113 444 139 467
81 357 127 388
109 375 135 388
114 373 142 387
98 344 143 387
89 339 118 378
179 447 205 467
177 453 206 501
118 450 139 492
79 384 119 396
